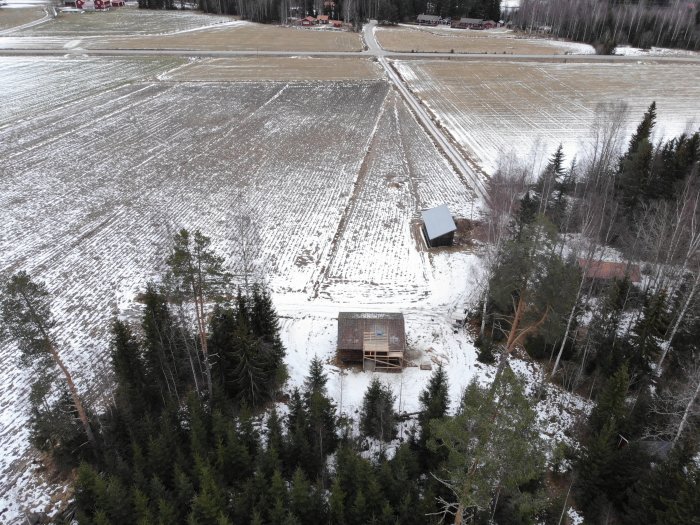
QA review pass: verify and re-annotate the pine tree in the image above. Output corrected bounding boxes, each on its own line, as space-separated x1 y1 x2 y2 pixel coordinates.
1 271 97 448
189 463 227 523
166 228 230 399
536 144 566 221
428 370 545 521
250 283 280 342
265 407 284 457
157 499 178 525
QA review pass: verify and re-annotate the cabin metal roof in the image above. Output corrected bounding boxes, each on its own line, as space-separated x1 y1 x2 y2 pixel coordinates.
421 204 457 240
337 312 405 351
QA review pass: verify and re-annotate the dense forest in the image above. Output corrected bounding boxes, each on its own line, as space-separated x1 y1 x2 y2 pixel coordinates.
514 0 700 53
136 0 500 26
137 0 700 53
1 104 699 524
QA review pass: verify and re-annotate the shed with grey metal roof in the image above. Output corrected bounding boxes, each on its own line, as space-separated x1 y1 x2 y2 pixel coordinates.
421 205 457 247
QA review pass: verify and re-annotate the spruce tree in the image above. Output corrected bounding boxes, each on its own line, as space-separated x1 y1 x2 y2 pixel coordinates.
623 446 700 525
141 283 192 403
303 357 338 474
589 364 629 434
329 477 346 525
628 290 669 379
111 319 152 417
617 102 657 212
417 364 450 449
268 468 288 525
289 467 313 523
360 378 397 442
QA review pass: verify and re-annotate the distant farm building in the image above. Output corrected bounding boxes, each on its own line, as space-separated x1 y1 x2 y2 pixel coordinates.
337 312 406 371
578 259 642 283
452 17 484 29
317 14 329 24
421 205 457 247
301 16 316 26
417 14 440 26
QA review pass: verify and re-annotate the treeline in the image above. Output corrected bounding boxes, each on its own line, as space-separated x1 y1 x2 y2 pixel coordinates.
137 0 499 26
475 101 700 523
513 0 700 53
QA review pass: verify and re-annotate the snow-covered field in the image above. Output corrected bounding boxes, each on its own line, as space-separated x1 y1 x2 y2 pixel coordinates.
377 25 596 55
0 55 484 521
392 59 700 175
0 7 362 52
614 45 700 57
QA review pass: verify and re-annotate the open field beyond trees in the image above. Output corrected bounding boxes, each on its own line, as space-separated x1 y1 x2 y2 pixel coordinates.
19 5 236 35
376 25 596 55
393 59 700 174
165 56 383 81
91 21 363 51
3 7 362 52
0 7 47 31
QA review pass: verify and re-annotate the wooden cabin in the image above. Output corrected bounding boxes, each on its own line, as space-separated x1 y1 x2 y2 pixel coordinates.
337 312 405 371
421 204 457 248
452 17 484 29
417 14 440 26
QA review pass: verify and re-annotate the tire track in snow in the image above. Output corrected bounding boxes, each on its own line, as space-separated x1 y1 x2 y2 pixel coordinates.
309 86 390 300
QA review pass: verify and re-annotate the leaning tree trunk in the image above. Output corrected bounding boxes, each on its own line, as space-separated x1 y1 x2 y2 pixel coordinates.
49 344 97 447
20 291 96 448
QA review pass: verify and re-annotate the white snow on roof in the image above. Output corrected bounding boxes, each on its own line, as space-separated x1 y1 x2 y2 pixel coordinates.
421 204 456 240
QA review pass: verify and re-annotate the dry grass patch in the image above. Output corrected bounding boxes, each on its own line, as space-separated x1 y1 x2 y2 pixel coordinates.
377 26 592 55
20 6 235 36
0 7 46 31
93 22 363 52
166 56 382 81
